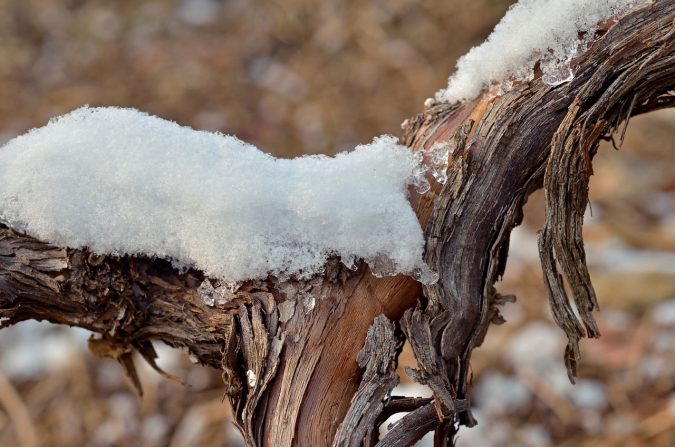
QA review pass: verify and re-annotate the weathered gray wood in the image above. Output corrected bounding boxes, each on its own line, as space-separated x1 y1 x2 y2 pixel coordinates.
385 1 675 442
0 1 673 446
333 315 400 447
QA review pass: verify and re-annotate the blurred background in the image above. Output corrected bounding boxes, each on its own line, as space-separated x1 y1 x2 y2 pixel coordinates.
0 0 672 446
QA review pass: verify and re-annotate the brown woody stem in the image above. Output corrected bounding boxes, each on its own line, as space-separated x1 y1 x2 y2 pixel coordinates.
1 1 673 446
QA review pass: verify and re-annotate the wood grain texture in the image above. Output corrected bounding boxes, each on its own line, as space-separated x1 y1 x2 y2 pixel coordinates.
1 1 674 446
378 2 674 444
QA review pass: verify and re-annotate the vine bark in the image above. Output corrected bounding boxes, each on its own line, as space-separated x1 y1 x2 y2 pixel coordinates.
0 1 673 446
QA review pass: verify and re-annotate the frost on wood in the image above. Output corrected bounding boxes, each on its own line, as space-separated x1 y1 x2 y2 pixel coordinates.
434 0 650 103
0 106 437 284
197 279 238 307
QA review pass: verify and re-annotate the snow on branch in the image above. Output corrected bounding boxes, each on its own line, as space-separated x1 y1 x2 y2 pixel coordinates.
434 0 651 103
0 107 439 285
0 1 652 288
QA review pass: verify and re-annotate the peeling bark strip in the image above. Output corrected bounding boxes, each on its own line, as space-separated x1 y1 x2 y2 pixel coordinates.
0 229 421 446
333 315 400 447
539 4 675 380
388 0 674 442
0 2 674 446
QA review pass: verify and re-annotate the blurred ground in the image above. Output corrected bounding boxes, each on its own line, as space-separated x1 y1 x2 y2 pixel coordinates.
0 0 673 446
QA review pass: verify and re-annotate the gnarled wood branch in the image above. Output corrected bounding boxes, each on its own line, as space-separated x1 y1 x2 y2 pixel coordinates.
378 2 674 444
0 1 673 446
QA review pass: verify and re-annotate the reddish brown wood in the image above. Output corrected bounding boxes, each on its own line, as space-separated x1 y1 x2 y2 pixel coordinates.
1 2 673 446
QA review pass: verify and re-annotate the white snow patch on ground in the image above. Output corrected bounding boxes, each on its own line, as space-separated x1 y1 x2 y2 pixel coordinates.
435 0 649 103
0 107 436 284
